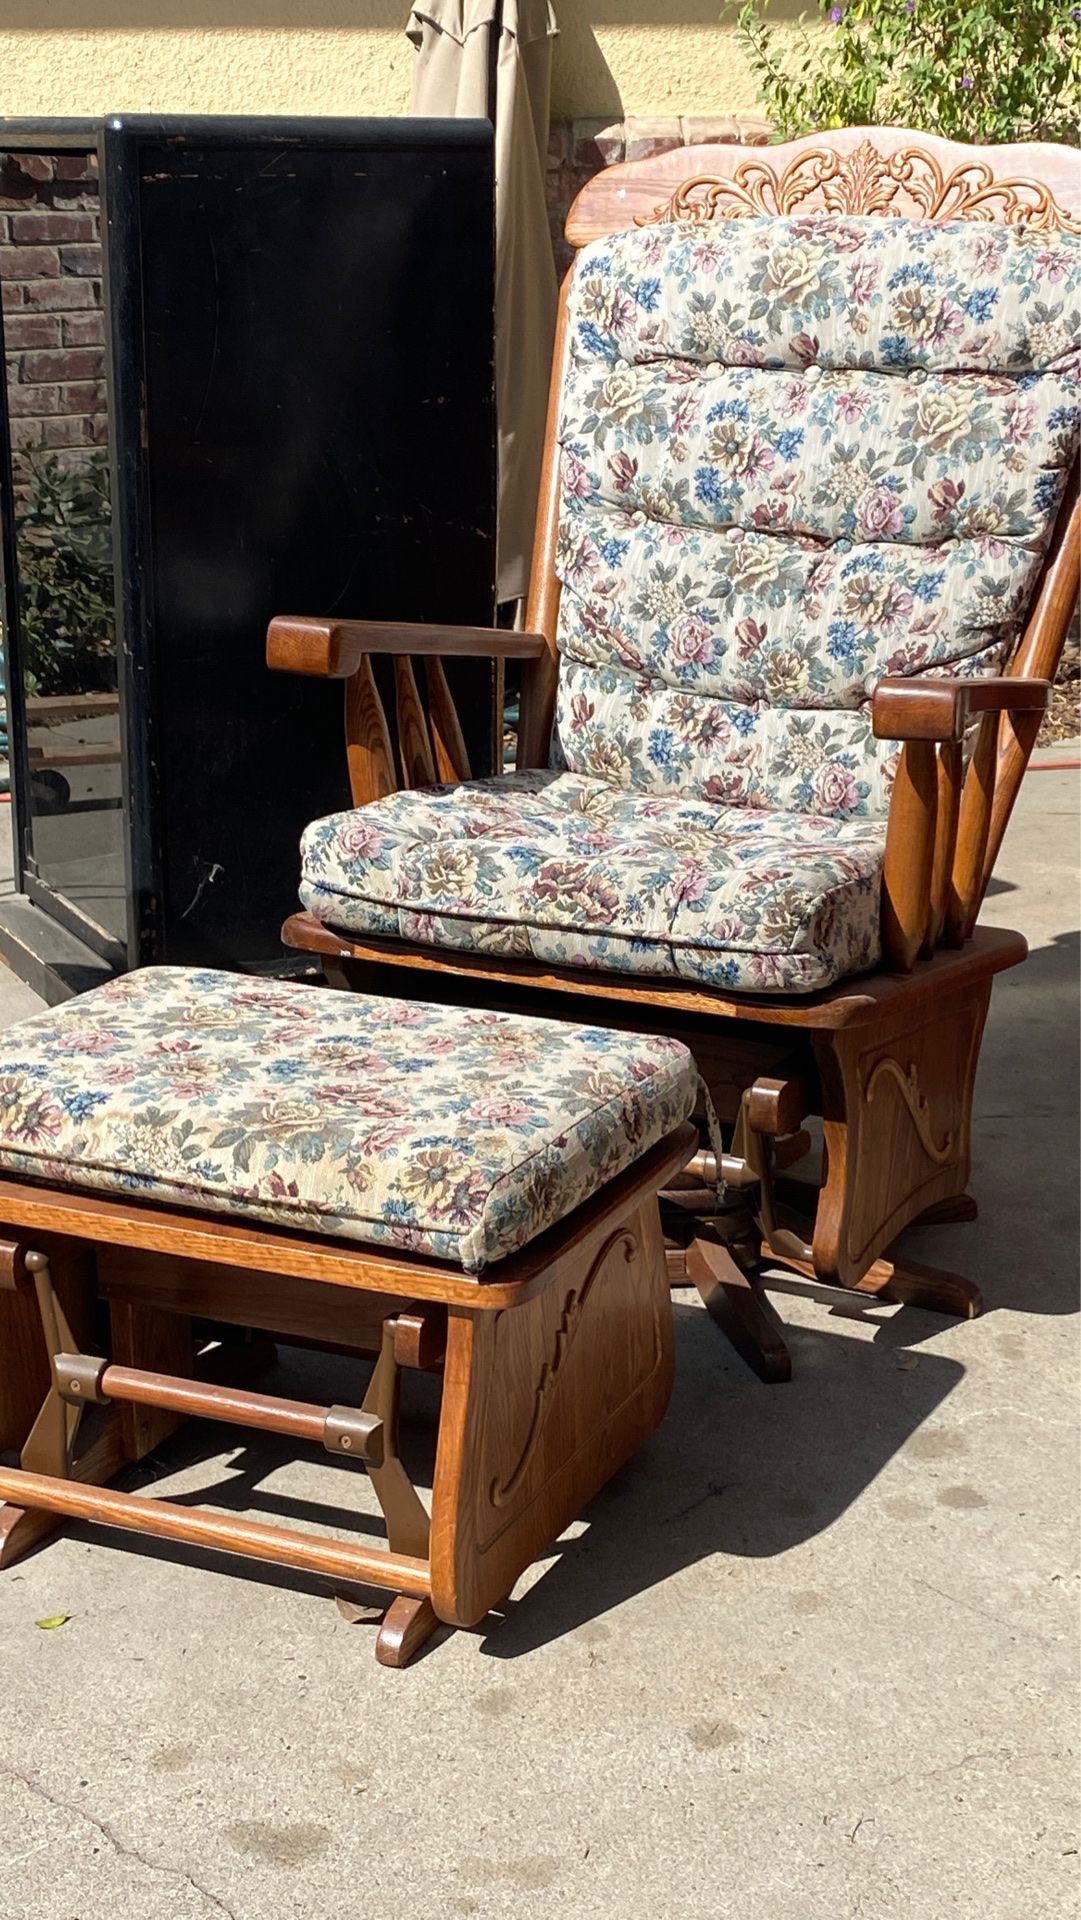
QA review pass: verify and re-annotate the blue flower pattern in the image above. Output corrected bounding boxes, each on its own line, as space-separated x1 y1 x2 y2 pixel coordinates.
297 214 1079 995
0 970 697 1272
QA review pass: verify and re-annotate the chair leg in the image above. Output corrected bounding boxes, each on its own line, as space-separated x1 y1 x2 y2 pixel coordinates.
686 1235 792 1385
850 1248 983 1318
911 1193 979 1227
375 1594 441 1668
761 1247 983 1321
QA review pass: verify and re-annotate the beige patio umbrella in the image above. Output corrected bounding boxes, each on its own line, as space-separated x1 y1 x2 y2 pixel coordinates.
407 0 559 604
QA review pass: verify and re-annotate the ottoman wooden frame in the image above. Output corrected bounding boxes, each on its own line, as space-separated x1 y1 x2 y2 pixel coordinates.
0 1122 693 1667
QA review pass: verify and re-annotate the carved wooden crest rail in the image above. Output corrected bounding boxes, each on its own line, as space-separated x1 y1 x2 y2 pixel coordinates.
641 139 1081 233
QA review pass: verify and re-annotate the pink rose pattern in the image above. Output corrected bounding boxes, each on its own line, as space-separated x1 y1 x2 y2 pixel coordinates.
301 771 885 995
0 968 696 1272
297 215 1078 996
554 213 1079 818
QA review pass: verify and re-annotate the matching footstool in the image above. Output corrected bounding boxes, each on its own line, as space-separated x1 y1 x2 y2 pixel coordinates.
0 968 696 1665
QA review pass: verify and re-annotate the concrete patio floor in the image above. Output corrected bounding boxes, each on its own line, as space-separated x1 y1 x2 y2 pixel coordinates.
0 769 1076 1920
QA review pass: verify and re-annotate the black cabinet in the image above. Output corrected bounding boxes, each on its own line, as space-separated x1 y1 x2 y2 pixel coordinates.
0 116 496 999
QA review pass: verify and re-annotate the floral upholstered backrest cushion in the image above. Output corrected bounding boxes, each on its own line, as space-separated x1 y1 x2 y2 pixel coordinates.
553 214 1080 818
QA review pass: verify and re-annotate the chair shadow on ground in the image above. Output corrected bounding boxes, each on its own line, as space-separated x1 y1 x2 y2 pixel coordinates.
52 1301 965 1662
32 929 1077 1658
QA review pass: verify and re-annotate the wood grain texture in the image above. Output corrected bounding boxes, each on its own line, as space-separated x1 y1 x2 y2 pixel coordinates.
0 1466 432 1595
282 913 1027 1031
948 711 999 945
773 1246 982 1318
518 274 572 771
0 1126 696 1314
872 674 1050 741
686 1233 791 1385
425 658 472 783
990 473 1081 872
881 739 937 970
924 740 962 956
430 1198 673 1627
376 1595 441 1668
0 1417 127 1569
265 130 1075 1367
95 1365 332 1443
393 655 436 788
746 1072 811 1137
810 976 992 1287
109 1297 194 1460
97 1248 406 1354
268 614 545 675
565 129 1081 245
345 656 397 808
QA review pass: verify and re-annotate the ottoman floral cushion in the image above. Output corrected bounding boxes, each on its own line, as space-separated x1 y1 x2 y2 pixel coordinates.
0 969 696 1272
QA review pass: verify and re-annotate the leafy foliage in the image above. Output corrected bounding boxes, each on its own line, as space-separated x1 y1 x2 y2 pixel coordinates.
736 0 1080 145
15 451 116 697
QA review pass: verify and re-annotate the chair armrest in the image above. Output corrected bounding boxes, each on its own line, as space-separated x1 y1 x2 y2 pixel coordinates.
872 675 1051 742
267 615 548 679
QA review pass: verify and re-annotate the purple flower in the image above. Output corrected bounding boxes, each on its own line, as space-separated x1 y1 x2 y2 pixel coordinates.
960 73 974 88
905 1 915 11
1073 6 1081 20
829 4 844 19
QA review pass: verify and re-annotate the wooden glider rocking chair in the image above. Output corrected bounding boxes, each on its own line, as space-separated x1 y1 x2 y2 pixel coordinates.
269 128 1081 1382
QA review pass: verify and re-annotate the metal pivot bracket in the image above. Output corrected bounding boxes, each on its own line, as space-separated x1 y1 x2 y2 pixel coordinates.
55 1354 111 1406
358 1317 431 1561
20 1251 86 1477
323 1406 384 1464
734 1082 816 1268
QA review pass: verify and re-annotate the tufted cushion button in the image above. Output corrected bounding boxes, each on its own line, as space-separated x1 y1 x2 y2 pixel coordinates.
803 364 823 384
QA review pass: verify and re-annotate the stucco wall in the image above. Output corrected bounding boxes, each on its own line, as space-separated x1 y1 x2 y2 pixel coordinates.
0 4 783 122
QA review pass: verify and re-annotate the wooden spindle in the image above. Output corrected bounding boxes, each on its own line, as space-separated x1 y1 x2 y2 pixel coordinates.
921 739 962 956
393 656 437 788
519 274 571 771
424 658 472 783
947 710 998 945
881 739 937 970
345 655 397 806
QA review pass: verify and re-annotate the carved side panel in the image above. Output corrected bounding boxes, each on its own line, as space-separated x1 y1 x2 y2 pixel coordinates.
811 981 993 1287
429 1202 673 1628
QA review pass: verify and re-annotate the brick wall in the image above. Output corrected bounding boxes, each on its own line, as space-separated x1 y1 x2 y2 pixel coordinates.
1 128 769 443
0 150 105 471
546 114 770 275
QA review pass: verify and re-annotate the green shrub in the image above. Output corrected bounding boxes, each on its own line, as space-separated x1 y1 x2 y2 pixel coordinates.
15 450 116 697
736 0 1080 145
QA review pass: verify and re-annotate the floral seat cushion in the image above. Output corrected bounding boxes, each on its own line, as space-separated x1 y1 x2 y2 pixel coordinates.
0 968 695 1273
300 771 885 995
296 213 1078 997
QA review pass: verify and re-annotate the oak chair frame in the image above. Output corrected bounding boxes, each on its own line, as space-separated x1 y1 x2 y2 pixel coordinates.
269 129 1081 1382
0 1123 694 1666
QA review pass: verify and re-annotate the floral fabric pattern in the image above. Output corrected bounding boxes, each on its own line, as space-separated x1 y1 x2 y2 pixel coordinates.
554 214 1080 815
300 771 886 994
295 212 1079 997
0 969 697 1273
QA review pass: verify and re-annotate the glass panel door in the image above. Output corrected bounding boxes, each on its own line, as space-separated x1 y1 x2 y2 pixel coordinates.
0 143 125 960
